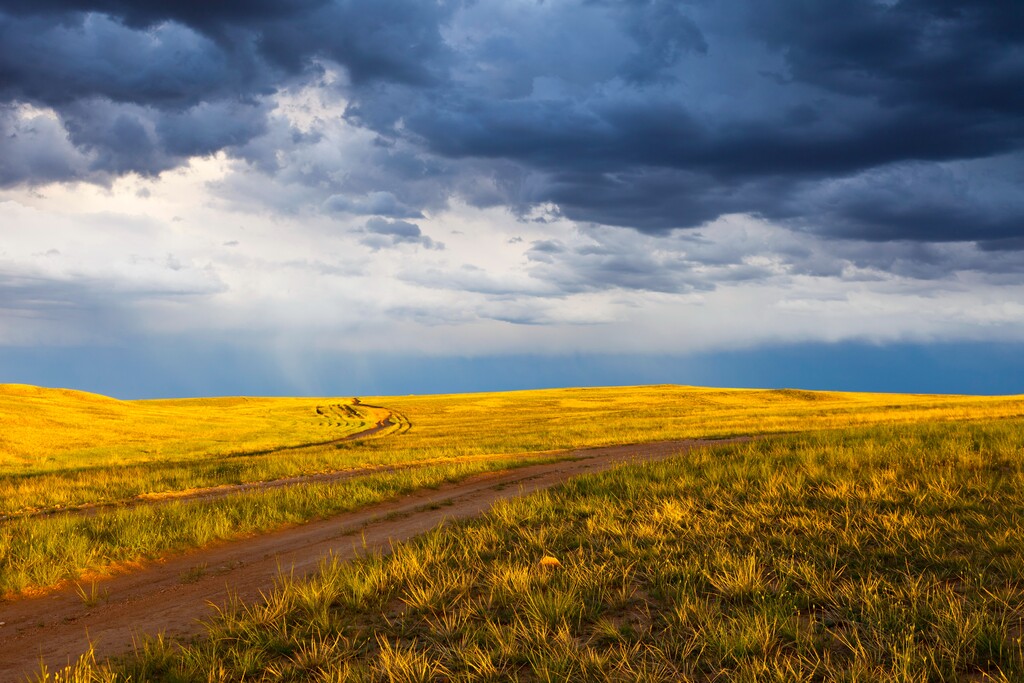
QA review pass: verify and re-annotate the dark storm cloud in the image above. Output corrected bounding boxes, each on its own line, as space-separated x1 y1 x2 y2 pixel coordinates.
412 1 1021 246
526 239 708 294
519 228 793 295
0 0 455 182
0 9 271 181
515 220 1024 298
752 0 1024 116
0 105 85 185
2 0 1023 251
0 0 453 85
382 0 1024 242
793 171 1024 244
0 13 255 108
361 217 442 251
586 0 709 82
0 0 323 30
324 191 424 219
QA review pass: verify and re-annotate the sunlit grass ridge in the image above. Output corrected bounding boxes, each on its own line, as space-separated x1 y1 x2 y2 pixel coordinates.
49 418 1024 681
0 385 386 515
365 384 1024 458
3 382 1023 602
0 384 380 473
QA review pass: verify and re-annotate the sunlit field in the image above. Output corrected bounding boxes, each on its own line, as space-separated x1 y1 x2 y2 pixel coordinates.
5 384 1022 517
0 385 395 517
45 419 1024 682
368 384 1024 456
3 383 1023 600
0 384 385 472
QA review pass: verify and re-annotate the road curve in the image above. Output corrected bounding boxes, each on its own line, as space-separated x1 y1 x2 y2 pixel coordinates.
0 436 749 679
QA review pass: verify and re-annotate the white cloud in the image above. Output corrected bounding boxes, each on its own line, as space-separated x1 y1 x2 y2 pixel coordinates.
2 85 1023 358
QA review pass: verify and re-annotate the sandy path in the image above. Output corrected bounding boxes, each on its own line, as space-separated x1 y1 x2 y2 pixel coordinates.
0 437 748 680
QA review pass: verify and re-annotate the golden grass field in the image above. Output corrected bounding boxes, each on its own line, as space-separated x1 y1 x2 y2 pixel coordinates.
3 383 1021 521
366 384 1024 456
2 383 1023 588
95 420 1024 682
0 383 386 473
4 382 1024 680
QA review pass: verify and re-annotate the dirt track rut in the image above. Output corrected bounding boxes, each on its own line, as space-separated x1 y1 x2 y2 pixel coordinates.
0 437 748 680
0 412 402 524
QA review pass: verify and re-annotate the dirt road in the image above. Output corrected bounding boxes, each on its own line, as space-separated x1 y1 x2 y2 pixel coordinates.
0 437 747 680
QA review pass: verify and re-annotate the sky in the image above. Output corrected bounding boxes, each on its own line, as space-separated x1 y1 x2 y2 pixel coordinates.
1 0 1022 398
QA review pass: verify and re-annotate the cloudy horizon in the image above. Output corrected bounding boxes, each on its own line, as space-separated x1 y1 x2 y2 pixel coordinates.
2 1 1022 397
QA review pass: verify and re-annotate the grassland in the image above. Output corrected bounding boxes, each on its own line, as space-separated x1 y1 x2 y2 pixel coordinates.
0 384 384 471
5 384 1022 518
48 418 1024 682
3 384 1023 601
0 455 555 595
367 385 1024 458
0 384 390 515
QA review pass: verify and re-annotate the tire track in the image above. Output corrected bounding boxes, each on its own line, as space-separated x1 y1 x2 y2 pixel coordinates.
0 404 405 524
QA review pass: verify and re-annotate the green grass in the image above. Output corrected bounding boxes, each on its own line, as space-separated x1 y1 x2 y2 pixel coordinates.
46 418 1024 682
0 455 559 596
